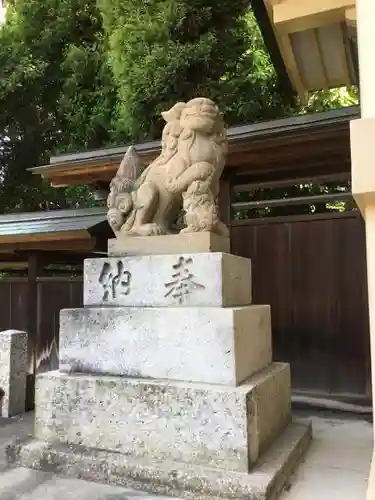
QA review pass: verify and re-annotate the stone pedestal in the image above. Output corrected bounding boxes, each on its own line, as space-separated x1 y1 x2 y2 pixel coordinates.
59 304 272 385
108 232 230 256
0 330 28 417
7 235 311 500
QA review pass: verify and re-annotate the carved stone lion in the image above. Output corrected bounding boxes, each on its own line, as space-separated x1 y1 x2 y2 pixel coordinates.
106 97 229 237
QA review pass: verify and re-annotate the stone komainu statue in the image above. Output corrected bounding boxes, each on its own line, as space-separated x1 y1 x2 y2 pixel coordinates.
107 97 229 238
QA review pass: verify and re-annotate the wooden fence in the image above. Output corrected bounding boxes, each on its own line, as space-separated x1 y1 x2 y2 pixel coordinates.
0 276 82 408
231 211 371 403
0 210 370 405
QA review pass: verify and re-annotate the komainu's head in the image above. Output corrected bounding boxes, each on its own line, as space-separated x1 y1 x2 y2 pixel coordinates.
161 98 225 136
159 98 227 165
180 98 224 135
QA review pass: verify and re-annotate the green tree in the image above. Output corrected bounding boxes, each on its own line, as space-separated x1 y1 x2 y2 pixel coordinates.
98 1 296 140
0 0 117 213
0 0 359 216
303 86 359 113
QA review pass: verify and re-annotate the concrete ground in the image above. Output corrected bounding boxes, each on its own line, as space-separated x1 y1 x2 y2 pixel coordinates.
0 411 372 499
281 411 372 500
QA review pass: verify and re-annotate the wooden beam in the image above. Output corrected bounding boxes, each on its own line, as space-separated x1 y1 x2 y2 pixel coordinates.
37 159 120 177
0 238 97 253
278 33 307 98
0 229 97 253
232 192 352 211
0 251 16 260
46 164 120 187
27 252 44 409
346 6 356 23
311 28 329 88
339 22 352 85
47 126 350 177
273 0 355 33
231 162 350 185
50 170 117 187
264 0 306 96
229 128 350 154
48 136 350 179
0 261 28 271
51 163 119 179
36 276 83 284
0 230 91 245
265 0 284 6
32 106 358 187
40 156 156 186
276 9 345 34
228 139 350 168
233 172 350 192
230 209 360 226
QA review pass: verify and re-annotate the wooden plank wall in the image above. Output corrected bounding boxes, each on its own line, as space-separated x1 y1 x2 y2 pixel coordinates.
0 278 29 333
0 276 83 408
36 277 83 374
231 211 371 403
0 210 370 404
0 277 30 367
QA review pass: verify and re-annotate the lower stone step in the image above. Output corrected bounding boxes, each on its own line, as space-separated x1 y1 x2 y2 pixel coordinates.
7 420 312 500
33 363 291 472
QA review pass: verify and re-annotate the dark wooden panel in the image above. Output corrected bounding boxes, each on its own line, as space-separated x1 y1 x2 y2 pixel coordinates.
0 282 12 332
9 281 29 355
0 279 28 333
36 277 83 374
231 212 370 402
0 275 83 409
0 278 31 408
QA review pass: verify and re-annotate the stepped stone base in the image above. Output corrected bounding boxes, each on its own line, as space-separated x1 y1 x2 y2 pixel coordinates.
12 241 312 499
33 363 291 471
7 421 311 500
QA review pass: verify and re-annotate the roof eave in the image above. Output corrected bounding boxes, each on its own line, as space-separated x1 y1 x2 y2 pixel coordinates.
0 207 109 252
29 105 360 187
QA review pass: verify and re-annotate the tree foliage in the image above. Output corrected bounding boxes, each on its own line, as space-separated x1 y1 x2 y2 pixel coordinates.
302 86 359 113
0 0 359 215
98 0 296 140
0 0 117 213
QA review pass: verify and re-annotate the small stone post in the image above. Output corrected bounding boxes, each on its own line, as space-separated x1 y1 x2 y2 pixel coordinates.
0 330 28 417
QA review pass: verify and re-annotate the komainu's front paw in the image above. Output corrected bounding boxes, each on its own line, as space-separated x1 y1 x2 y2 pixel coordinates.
180 225 199 234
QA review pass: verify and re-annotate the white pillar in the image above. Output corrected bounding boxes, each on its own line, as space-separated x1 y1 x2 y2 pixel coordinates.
356 0 375 118
364 204 375 498
351 1 375 498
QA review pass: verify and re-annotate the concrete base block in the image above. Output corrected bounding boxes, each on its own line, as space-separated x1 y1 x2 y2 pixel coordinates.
108 232 230 257
59 305 272 386
34 364 291 472
0 330 28 417
7 421 312 500
84 252 252 308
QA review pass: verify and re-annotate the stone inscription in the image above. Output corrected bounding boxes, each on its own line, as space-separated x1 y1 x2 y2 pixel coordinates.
164 256 205 304
99 260 132 301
